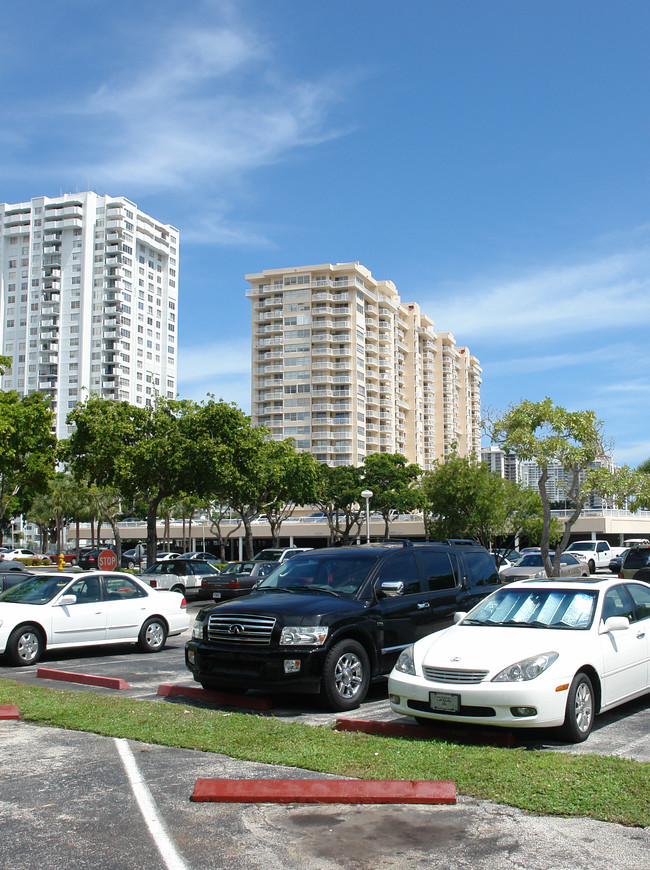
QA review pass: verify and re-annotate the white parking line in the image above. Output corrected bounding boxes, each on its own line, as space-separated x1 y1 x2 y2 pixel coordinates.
115 738 190 870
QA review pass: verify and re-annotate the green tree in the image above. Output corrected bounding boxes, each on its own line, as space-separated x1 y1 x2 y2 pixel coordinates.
62 396 244 566
487 398 629 577
361 453 423 539
215 433 320 558
0 391 57 537
313 464 364 544
420 453 554 551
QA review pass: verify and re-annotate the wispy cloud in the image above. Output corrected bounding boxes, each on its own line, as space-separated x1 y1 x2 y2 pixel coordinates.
425 238 650 342
72 20 346 193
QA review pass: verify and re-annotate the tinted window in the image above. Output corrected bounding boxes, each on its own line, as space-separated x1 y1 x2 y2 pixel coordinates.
464 550 499 586
69 577 101 604
104 576 146 600
623 549 650 571
376 551 420 595
626 583 650 621
417 551 457 591
602 587 635 622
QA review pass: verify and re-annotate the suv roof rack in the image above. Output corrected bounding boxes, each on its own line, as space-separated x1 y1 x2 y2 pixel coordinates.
442 539 481 547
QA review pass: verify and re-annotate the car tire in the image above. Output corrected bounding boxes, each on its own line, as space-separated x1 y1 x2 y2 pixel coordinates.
562 672 595 743
588 559 596 575
70 558 77 566
170 584 185 596
126 560 136 570
320 639 370 712
137 617 167 653
6 624 44 666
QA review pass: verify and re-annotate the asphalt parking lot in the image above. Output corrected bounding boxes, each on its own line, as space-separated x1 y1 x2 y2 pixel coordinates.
2 599 650 869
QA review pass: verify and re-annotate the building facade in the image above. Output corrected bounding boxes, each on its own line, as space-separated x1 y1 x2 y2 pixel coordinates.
246 261 481 468
0 192 178 437
481 446 521 482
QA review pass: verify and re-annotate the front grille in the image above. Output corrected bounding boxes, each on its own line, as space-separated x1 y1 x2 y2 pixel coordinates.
423 666 488 684
207 613 276 645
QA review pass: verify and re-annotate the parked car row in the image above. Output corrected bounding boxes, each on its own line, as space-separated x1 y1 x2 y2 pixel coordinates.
4 542 650 747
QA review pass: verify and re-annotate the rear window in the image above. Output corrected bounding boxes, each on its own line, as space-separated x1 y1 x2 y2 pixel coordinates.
623 549 650 571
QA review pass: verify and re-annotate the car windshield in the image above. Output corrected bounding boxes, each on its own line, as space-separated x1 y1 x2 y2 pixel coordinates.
0 574 73 605
463 587 597 629
256 552 380 597
516 555 546 567
254 549 283 561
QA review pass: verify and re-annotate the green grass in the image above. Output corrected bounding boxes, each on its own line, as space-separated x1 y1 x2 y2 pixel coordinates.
1 677 648 827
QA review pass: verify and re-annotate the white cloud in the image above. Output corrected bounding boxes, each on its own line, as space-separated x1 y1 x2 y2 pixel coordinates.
73 21 346 193
423 238 650 342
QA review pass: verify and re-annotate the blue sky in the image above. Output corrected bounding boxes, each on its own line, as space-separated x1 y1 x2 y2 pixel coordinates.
2 0 649 466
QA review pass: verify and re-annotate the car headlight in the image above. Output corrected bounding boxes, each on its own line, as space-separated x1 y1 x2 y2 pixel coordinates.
394 645 416 676
492 652 558 682
280 625 328 646
191 616 206 640
533 570 547 579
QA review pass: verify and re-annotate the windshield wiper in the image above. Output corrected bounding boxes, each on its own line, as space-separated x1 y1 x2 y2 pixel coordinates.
287 585 341 597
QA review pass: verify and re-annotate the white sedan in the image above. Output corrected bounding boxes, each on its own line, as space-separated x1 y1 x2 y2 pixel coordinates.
0 571 190 666
388 576 650 742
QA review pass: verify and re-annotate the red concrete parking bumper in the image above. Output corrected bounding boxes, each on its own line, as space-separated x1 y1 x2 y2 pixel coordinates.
157 683 272 710
336 717 516 746
0 705 20 720
36 668 130 690
192 778 456 804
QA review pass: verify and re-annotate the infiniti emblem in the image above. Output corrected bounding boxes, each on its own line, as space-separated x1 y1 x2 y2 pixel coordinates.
229 624 245 635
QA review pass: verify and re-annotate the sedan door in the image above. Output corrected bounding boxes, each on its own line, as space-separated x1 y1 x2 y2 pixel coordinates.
599 584 648 706
49 576 107 646
102 574 150 642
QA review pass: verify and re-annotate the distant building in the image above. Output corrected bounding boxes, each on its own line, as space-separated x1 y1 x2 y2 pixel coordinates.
246 261 481 468
0 192 178 437
481 446 520 482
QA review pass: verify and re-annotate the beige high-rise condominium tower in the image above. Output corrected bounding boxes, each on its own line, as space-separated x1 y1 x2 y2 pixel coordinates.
246 262 481 468
0 192 178 438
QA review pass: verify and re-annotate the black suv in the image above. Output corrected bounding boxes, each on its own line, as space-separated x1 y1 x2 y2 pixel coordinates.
185 540 501 711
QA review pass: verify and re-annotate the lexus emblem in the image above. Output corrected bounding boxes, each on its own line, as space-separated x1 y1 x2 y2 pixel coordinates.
229 624 245 635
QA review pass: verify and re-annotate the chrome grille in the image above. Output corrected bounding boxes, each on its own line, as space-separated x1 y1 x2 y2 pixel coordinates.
423 666 488 684
207 614 276 645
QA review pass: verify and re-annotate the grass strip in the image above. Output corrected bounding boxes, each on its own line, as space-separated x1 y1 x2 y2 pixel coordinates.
1 678 648 827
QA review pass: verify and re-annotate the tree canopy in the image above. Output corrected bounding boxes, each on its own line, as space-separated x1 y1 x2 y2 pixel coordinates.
0 390 57 531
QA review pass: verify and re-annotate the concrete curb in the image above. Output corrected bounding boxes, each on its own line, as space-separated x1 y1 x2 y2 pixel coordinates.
191 778 457 804
336 717 516 746
36 668 130 690
157 683 272 710
0 705 20 720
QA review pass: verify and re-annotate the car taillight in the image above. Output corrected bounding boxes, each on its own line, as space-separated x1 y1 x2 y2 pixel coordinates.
618 572 623 578
149 579 157 587
181 597 187 607
227 580 241 588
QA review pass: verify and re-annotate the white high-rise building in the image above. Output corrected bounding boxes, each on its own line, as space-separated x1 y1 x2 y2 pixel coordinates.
0 192 178 437
246 261 481 468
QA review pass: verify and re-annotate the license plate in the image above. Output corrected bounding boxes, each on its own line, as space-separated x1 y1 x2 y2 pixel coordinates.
213 592 222 599
429 691 460 713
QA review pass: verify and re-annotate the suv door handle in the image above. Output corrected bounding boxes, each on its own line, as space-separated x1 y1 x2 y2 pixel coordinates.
417 601 430 610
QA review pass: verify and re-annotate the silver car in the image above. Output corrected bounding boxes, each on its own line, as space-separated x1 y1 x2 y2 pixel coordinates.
500 552 590 582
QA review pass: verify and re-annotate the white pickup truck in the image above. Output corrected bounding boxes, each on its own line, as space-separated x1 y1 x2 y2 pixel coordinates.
565 540 626 574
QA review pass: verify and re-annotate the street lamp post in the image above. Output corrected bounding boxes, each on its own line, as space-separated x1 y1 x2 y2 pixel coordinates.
361 489 373 545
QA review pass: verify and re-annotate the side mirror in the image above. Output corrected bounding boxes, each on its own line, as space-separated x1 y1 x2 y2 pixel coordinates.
600 616 630 634
380 580 405 598
58 594 77 606
453 611 467 624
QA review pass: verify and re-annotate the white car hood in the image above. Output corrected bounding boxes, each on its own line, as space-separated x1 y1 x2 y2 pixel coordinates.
414 625 570 675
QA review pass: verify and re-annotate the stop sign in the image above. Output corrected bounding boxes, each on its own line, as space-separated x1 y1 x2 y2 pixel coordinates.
97 549 118 571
